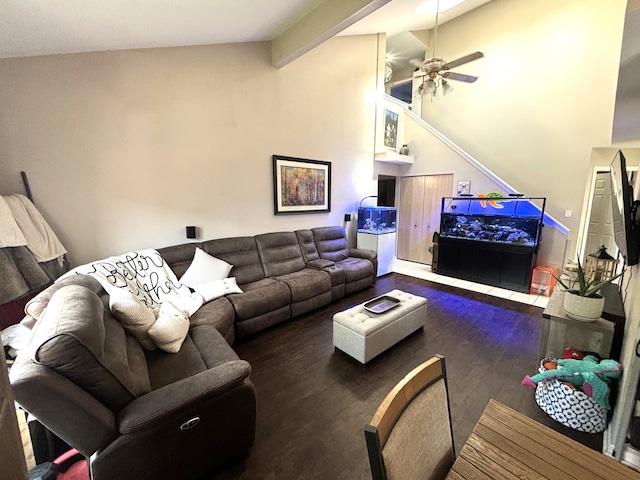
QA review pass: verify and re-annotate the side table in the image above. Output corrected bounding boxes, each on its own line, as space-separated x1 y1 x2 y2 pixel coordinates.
538 289 615 363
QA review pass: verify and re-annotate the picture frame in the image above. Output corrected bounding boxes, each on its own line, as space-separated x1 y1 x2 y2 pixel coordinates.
457 180 471 195
383 108 399 150
273 155 331 215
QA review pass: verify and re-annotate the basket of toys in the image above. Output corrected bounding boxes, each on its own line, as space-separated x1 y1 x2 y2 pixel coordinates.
521 354 622 433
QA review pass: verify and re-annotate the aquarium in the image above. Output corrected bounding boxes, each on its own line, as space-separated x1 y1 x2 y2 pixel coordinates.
439 197 545 247
357 206 397 234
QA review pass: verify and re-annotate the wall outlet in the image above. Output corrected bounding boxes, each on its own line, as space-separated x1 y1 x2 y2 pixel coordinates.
564 210 572 218
344 214 351 222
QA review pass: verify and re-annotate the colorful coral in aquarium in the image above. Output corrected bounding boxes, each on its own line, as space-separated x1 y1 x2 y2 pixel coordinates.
441 215 537 246
357 207 397 234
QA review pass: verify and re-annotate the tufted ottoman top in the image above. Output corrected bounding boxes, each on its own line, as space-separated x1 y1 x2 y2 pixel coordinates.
332 290 427 337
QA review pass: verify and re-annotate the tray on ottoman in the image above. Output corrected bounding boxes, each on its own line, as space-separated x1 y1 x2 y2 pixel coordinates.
333 289 427 364
363 295 401 314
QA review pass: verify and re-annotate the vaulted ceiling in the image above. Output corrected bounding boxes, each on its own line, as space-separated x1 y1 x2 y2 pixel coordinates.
0 0 490 65
1 0 636 144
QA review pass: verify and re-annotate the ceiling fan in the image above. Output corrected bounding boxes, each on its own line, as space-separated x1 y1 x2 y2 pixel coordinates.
410 0 484 100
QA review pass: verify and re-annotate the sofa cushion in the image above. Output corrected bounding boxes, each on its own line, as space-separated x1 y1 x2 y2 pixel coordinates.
273 269 332 303
145 334 207 390
189 325 241 369
295 229 320 262
29 285 151 411
144 327 238 390
255 232 306 277
109 289 157 350
180 247 232 288
203 237 265 285
312 226 351 262
188 296 236 344
335 257 375 282
226 278 291 321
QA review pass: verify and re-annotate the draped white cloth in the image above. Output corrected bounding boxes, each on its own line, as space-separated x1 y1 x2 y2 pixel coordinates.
3 194 67 262
0 196 27 248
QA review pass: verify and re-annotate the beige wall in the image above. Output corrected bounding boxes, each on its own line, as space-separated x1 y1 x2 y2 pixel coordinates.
419 0 627 259
0 1 630 270
0 36 379 265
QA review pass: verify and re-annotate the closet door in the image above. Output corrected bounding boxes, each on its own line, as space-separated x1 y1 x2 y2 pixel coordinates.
398 176 426 263
423 174 453 263
397 174 453 264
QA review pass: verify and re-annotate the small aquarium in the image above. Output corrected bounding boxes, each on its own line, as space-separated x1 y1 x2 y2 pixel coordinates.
357 206 397 234
439 197 545 247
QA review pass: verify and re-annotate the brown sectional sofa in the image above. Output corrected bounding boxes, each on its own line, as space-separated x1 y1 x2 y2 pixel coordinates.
10 225 377 480
158 226 377 341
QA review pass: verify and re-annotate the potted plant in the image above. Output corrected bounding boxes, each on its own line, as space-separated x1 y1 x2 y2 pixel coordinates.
554 259 622 322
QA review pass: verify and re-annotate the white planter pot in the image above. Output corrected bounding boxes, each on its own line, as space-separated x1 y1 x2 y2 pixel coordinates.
563 292 604 322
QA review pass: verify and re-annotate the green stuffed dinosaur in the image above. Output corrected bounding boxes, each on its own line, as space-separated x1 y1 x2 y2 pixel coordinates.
522 355 622 409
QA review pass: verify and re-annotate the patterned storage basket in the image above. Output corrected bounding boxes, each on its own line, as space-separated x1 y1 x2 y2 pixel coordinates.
534 360 607 433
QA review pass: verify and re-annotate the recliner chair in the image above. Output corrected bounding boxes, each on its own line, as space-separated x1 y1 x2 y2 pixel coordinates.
10 277 256 480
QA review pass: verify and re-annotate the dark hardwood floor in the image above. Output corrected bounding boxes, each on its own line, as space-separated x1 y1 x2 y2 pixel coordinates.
212 273 603 479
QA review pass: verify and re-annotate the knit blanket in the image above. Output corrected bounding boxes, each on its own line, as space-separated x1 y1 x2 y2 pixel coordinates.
60 249 202 315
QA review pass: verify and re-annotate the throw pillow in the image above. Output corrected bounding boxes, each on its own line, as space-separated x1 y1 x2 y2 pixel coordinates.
147 301 190 353
194 277 243 302
180 247 232 290
109 289 157 350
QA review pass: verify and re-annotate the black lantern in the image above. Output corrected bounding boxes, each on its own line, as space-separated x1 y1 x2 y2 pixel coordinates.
584 245 618 283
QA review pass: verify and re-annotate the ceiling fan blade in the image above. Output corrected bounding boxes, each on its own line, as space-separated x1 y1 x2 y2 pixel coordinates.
442 51 484 70
442 72 479 83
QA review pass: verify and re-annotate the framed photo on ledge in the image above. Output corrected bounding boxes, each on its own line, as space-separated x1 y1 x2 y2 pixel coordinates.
383 108 399 150
273 155 331 215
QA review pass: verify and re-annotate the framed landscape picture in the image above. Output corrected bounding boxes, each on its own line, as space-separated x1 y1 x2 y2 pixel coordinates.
273 155 331 215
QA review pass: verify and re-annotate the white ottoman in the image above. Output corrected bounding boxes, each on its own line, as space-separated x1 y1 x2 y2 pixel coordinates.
333 289 427 364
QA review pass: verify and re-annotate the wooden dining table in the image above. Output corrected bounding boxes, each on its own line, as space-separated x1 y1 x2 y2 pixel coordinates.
446 399 640 479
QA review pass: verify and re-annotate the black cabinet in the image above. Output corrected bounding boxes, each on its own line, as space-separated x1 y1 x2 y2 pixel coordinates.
437 237 536 293
436 196 545 293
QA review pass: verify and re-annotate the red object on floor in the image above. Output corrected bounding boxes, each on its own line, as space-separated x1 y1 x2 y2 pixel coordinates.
563 347 584 360
55 449 88 480
56 461 88 480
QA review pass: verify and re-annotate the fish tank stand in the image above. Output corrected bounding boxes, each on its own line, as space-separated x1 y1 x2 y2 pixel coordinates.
436 196 545 293
357 206 397 276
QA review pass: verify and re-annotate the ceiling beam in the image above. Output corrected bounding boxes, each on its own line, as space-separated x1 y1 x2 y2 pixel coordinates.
271 0 391 68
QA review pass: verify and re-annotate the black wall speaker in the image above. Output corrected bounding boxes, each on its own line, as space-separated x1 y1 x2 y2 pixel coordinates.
186 226 196 239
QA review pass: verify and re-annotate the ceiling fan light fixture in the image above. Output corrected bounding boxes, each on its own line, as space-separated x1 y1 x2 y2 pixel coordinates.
411 0 482 101
425 79 436 95
441 79 453 96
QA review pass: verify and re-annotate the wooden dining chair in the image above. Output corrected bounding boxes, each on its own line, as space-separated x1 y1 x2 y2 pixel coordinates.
365 355 455 480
